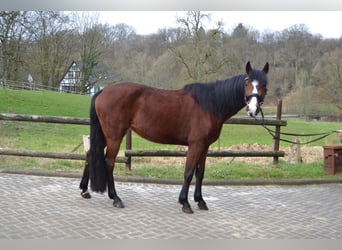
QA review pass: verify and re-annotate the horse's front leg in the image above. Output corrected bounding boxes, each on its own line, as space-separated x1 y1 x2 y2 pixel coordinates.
179 145 206 214
79 151 91 199
179 166 195 214
194 149 209 211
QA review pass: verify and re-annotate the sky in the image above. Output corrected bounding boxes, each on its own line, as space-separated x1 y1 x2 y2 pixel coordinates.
98 11 342 39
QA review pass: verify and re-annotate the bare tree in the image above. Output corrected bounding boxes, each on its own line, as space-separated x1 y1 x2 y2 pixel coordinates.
168 11 231 82
26 11 72 89
70 12 105 94
0 11 28 84
313 47 342 110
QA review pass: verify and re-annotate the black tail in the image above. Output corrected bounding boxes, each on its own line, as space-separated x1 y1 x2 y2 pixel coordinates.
89 90 107 193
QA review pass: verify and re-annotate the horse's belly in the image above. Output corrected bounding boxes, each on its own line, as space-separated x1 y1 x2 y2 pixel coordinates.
132 124 188 146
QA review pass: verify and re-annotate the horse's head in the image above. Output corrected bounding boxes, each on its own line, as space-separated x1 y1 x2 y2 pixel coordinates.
244 61 269 117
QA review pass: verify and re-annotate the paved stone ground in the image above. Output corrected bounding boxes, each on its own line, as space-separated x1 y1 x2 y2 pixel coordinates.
0 173 342 239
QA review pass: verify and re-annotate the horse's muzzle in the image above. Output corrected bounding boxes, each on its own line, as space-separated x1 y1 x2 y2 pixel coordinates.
246 105 260 117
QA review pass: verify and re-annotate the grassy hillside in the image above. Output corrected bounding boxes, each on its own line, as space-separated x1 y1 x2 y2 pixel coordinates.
0 88 91 117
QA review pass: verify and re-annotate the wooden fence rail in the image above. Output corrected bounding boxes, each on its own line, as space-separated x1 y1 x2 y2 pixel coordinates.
0 113 286 126
0 113 89 125
0 148 127 163
125 149 286 157
0 100 286 170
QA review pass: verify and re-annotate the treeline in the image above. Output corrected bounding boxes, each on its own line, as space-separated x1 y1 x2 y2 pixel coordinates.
1 11 342 117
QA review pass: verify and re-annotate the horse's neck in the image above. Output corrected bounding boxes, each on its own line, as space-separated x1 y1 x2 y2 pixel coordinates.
216 77 246 121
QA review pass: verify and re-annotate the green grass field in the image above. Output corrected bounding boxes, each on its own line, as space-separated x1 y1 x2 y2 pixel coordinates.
0 87 90 117
1 87 342 179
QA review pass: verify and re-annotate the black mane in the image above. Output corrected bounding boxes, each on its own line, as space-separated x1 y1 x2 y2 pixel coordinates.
183 74 247 120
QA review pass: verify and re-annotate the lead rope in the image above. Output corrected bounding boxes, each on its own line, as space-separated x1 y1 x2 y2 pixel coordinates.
256 108 336 145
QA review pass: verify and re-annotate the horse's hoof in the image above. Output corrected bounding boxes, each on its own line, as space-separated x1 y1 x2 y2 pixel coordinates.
81 191 91 199
197 201 208 210
113 200 125 208
182 206 194 214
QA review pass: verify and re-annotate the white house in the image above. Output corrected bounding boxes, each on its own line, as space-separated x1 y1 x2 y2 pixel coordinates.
59 60 117 95
59 60 82 94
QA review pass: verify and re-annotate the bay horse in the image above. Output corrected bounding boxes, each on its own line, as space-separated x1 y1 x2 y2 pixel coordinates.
79 61 269 213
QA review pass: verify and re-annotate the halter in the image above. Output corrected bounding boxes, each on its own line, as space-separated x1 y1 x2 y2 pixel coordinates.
245 93 264 105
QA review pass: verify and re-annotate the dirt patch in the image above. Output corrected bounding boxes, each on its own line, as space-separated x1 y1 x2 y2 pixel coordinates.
221 143 323 164
128 144 324 167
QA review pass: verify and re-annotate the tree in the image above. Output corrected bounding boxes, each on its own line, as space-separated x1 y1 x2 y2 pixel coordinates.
71 12 105 94
26 11 72 89
279 24 322 89
313 47 342 110
168 11 231 82
228 23 261 69
0 11 28 84
232 23 249 39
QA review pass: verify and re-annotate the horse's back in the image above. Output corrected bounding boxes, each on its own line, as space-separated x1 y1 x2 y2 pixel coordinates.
98 82 147 99
95 82 200 145
95 82 146 111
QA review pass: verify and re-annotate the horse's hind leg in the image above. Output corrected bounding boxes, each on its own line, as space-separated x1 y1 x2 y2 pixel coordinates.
105 140 125 208
194 149 209 210
79 151 91 199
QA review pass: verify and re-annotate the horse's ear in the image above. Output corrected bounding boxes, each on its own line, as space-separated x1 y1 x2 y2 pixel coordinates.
246 61 252 75
263 62 269 74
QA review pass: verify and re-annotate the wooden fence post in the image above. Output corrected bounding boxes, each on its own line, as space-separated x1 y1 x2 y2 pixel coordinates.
273 99 282 165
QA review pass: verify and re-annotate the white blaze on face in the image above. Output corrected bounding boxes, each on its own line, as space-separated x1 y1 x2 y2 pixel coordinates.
247 80 259 116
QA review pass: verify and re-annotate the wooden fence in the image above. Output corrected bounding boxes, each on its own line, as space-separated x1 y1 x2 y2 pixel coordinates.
0 101 286 170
